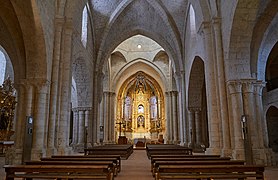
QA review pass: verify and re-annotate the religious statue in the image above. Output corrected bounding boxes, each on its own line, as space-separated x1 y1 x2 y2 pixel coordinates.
137 115 145 128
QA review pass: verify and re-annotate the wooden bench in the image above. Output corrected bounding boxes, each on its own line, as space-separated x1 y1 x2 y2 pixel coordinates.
25 160 118 177
155 165 265 180
51 154 121 172
84 144 133 159
151 156 231 173
146 144 193 158
149 154 220 160
152 160 245 177
41 157 120 175
4 164 114 180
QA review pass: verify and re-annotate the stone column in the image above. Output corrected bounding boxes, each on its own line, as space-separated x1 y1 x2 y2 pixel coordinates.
254 81 268 148
176 72 186 145
171 91 179 144
188 108 195 148
195 108 202 147
109 92 116 143
57 20 73 154
103 92 109 143
242 80 258 149
31 80 50 160
47 17 64 156
165 92 172 143
200 22 221 154
212 18 231 156
14 82 27 164
71 109 79 145
77 110 85 144
227 81 245 160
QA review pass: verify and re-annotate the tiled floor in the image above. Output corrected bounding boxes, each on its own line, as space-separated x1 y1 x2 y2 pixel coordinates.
1 151 278 179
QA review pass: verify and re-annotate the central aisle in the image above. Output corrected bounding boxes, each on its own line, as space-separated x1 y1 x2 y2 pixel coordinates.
116 149 153 180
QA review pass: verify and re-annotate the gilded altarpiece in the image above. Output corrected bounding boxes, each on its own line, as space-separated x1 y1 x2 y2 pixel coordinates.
116 72 165 143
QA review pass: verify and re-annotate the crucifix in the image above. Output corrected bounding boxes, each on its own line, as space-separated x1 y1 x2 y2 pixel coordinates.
116 121 124 136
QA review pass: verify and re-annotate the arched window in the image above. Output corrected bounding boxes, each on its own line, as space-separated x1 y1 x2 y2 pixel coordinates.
189 4 196 36
150 96 157 119
81 4 88 47
0 50 6 84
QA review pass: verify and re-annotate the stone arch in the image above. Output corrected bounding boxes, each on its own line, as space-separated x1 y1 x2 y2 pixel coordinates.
266 106 278 152
10 0 48 80
227 0 260 79
113 59 167 94
96 0 183 74
250 0 278 79
188 56 205 108
265 41 278 91
0 0 26 84
0 46 14 83
116 71 165 141
187 56 209 149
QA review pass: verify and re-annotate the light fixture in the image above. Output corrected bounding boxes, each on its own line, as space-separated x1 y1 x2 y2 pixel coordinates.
137 44 142 49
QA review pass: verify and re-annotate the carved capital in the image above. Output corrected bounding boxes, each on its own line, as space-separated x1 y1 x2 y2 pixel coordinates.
253 80 266 96
241 79 257 93
227 80 242 94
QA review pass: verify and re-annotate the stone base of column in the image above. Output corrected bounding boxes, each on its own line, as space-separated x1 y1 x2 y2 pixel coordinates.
46 147 57 157
194 143 206 153
31 148 45 161
252 148 275 166
205 147 221 155
221 148 233 157
5 148 18 165
72 143 85 153
232 149 245 160
56 146 72 155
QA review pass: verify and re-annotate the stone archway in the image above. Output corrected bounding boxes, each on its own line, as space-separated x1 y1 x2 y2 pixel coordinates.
266 106 278 154
117 71 165 144
187 56 208 152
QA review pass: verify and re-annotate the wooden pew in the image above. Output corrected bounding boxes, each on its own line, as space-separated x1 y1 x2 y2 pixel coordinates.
51 154 121 172
150 156 231 173
4 164 113 180
152 160 245 177
150 154 221 160
84 144 133 159
155 164 265 180
146 144 193 158
41 157 119 175
25 160 118 177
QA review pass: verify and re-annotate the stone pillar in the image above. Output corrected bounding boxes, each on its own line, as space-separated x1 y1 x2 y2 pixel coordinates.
47 17 64 156
176 72 186 145
200 22 221 154
165 92 172 143
195 108 202 148
212 18 231 156
77 110 85 144
71 109 79 145
31 80 50 160
171 91 179 144
254 81 268 148
227 81 245 160
109 92 116 143
57 20 73 154
242 80 258 149
103 92 109 143
188 108 195 148
13 82 27 164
